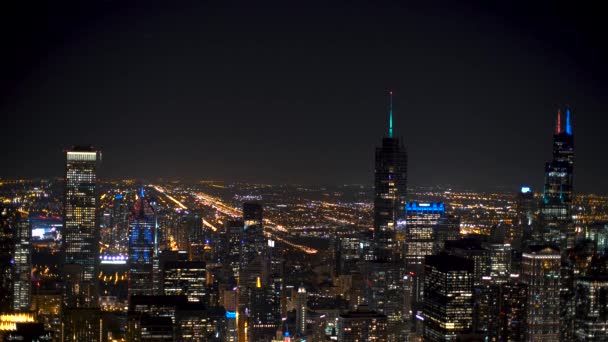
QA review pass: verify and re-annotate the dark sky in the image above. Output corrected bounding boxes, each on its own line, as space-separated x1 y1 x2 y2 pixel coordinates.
2 0 607 192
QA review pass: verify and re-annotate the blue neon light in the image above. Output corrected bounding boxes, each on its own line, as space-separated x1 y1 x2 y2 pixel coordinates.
226 311 236 319
566 108 572 135
115 194 123 199
520 186 531 194
406 202 445 214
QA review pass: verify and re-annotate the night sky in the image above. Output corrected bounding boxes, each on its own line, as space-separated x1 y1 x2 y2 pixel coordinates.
2 1 607 193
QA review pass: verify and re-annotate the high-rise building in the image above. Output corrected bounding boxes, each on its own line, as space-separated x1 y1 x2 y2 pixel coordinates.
248 277 279 341
337 305 388 341
405 202 444 306
540 108 574 247
63 146 100 307
242 202 265 268
574 274 608 341
422 254 474 341
0 205 18 312
128 188 157 297
515 186 536 249
224 220 243 281
522 245 561 341
162 261 207 303
295 285 307 335
373 92 407 261
12 218 31 311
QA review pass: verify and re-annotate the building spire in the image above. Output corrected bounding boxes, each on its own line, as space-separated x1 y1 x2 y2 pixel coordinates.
555 109 562 134
566 107 572 135
389 91 393 138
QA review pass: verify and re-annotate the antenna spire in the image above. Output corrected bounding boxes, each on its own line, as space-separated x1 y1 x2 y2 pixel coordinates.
566 107 572 135
389 91 393 138
555 109 562 134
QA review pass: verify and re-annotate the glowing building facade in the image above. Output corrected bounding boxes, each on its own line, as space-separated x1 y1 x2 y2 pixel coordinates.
128 189 157 297
63 146 100 307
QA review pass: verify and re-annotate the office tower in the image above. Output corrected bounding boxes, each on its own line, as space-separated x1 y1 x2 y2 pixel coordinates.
162 261 207 303
373 92 407 261
111 194 129 251
62 307 102 341
574 274 608 340
295 285 307 335
128 188 157 297
12 218 31 311
248 277 279 341
31 291 63 340
0 205 18 312
183 213 205 262
337 305 388 341
540 108 575 247
433 215 460 253
225 310 237 342
583 222 608 254
224 220 243 280
242 202 265 268
483 240 512 284
63 146 100 307
522 245 561 341
422 254 474 341
405 202 444 305
444 238 490 286
515 186 536 249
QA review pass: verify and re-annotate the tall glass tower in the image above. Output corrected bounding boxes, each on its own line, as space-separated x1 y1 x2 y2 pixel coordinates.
373 92 407 261
128 188 156 297
540 108 574 247
63 146 100 307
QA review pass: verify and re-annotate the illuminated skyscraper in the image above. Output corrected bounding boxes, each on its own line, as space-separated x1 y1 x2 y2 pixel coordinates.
63 146 100 307
522 245 561 341
162 261 207 303
13 218 31 311
128 188 157 297
422 254 474 341
540 108 574 247
0 205 18 312
242 202 265 268
515 186 536 249
373 92 407 261
405 202 444 306
574 274 608 340
294 285 307 335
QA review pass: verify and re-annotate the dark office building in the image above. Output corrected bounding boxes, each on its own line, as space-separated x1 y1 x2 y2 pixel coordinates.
373 93 407 261
337 305 388 342
63 146 101 307
423 254 474 341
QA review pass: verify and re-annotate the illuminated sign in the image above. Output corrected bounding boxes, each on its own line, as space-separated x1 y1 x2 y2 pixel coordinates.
520 186 531 194
226 311 237 319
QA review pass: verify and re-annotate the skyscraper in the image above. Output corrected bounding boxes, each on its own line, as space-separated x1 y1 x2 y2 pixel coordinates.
405 202 444 306
373 92 407 261
63 146 100 307
422 254 474 341
12 218 31 311
128 188 157 297
540 108 574 247
0 205 18 312
522 245 561 341
295 285 307 335
337 305 388 342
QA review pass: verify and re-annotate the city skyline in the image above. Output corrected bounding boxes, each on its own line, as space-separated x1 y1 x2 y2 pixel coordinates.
1 1 608 193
